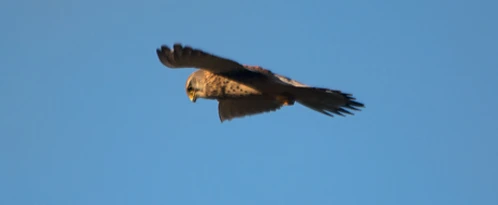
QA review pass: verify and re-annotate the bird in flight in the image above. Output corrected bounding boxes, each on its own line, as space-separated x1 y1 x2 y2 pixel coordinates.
156 43 365 122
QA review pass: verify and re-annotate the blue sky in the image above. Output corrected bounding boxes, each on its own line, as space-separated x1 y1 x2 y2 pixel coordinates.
1 0 497 204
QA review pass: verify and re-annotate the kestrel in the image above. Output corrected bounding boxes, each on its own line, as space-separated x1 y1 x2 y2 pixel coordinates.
156 43 365 122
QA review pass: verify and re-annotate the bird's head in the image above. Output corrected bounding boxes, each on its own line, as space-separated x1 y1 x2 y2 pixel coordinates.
185 71 207 103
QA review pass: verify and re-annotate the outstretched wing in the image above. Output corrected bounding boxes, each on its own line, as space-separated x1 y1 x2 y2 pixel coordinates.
156 44 253 75
291 86 365 117
243 65 365 117
217 98 283 122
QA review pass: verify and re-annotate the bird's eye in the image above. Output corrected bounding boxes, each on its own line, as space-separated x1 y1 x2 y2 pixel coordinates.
187 86 193 92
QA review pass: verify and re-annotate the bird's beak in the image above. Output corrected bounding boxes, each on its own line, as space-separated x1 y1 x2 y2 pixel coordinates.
188 91 197 103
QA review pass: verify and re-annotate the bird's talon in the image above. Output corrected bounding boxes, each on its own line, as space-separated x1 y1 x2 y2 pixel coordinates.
277 96 294 106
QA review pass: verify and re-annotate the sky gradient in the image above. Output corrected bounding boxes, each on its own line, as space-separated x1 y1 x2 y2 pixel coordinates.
1 0 497 204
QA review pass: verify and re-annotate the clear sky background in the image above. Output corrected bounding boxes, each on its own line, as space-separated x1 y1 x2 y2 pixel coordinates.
1 0 497 204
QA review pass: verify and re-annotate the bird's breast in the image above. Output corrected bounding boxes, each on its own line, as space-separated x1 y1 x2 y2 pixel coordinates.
205 75 262 99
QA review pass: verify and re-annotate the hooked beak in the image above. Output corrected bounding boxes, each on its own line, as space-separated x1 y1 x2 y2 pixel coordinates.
188 91 197 103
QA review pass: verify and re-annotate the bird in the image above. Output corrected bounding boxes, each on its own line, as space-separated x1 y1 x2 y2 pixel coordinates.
156 43 365 122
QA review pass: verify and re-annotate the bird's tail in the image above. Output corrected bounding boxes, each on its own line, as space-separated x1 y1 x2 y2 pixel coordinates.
287 86 365 117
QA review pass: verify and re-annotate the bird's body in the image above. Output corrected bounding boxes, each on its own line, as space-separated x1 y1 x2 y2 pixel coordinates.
156 43 365 122
188 69 262 100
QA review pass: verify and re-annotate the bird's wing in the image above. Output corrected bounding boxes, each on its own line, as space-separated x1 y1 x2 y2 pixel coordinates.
217 98 283 122
244 65 365 117
156 44 261 76
156 45 298 90
243 65 311 87
289 86 365 117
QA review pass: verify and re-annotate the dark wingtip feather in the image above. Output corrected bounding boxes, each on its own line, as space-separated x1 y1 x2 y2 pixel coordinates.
173 43 183 51
345 104 360 111
330 110 345 117
340 91 365 109
349 101 365 108
156 46 171 67
298 88 365 118
337 108 353 115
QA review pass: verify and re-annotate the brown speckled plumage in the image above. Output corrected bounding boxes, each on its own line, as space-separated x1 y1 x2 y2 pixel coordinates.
157 43 365 122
